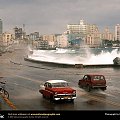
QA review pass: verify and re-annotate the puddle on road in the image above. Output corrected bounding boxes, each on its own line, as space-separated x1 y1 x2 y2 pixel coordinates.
86 100 98 105
11 88 40 100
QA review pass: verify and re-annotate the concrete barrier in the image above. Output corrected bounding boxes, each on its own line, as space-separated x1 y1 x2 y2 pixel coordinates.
24 57 120 68
75 64 83 68
24 57 75 68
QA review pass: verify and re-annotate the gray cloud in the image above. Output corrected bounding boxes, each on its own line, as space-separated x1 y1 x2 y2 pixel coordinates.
0 0 120 34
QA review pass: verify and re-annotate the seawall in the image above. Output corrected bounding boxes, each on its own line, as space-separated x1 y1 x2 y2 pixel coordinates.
24 57 120 68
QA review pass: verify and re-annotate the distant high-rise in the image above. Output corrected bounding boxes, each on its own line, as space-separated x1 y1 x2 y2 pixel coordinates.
67 20 88 36
115 24 120 41
67 20 101 47
67 19 99 37
0 19 3 34
14 26 23 40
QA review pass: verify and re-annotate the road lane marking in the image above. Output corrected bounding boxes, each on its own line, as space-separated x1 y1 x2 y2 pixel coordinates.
0 95 17 110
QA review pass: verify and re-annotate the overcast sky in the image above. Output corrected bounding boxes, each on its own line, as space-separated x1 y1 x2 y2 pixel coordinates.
0 0 120 34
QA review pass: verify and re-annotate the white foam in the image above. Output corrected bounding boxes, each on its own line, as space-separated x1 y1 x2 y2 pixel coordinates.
28 48 120 65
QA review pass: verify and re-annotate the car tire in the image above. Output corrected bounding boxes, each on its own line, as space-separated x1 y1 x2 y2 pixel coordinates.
86 85 91 92
50 95 54 102
70 99 74 103
101 88 106 91
79 84 83 88
43 94 46 98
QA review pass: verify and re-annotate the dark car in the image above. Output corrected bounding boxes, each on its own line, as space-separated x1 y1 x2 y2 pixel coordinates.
78 74 107 92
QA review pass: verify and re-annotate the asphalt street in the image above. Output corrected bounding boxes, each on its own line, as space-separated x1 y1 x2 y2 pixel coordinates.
0 43 120 110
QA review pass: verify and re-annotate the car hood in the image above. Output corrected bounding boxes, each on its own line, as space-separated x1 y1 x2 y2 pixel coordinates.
50 87 75 94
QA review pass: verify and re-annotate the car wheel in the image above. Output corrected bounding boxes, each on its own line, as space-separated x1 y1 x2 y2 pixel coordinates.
70 99 74 103
86 85 91 92
101 88 106 91
43 94 46 98
50 95 54 102
79 84 83 88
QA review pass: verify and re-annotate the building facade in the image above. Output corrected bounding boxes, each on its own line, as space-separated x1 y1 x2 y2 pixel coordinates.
67 20 88 38
29 32 39 41
2 32 14 46
115 24 120 41
67 19 101 47
56 34 68 48
14 26 23 40
42 34 58 48
101 27 114 41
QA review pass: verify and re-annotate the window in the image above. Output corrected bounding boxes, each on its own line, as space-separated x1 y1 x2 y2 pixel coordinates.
83 75 88 80
48 83 52 88
52 82 68 87
93 76 104 80
44 83 48 87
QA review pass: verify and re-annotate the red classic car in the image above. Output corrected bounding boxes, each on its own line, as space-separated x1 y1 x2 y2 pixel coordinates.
78 74 107 92
39 80 76 102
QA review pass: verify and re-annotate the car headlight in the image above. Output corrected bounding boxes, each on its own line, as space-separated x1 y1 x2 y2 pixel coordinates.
73 91 76 94
55 92 58 95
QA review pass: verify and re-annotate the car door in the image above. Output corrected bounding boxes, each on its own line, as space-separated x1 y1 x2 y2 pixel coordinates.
44 82 53 98
82 75 89 87
42 82 50 98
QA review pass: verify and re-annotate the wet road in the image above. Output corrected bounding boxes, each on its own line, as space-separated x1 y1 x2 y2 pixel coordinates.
0 44 120 110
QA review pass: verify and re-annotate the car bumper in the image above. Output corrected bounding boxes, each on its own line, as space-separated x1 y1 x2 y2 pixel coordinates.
92 86 107 89
53 95 76 100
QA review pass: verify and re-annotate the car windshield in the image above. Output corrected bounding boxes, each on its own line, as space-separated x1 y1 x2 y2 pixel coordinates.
52 82 69 87
93 75 105 80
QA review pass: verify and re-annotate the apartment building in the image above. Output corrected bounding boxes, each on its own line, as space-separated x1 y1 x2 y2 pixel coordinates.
101 27 114 41
67 19 101 47
42 34 58 48
2 32 14 46
56 34 68 48
67 20 88 37
115 24 120 41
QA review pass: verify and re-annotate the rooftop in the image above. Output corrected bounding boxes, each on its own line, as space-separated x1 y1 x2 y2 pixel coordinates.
46 80 67 83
